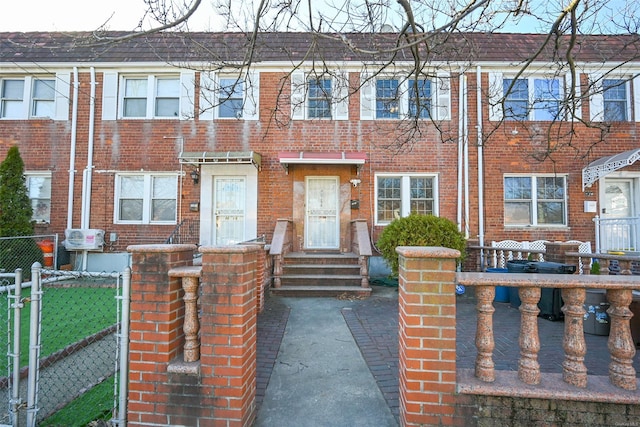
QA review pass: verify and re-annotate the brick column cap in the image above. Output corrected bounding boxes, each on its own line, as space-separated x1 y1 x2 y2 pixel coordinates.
396 246 460 259
127 243 197 253
199 244 262 254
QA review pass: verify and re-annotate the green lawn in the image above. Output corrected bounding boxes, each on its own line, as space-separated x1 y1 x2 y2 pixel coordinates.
2 284 118 368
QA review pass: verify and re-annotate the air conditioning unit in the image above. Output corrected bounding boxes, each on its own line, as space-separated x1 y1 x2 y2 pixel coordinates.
64 229 105 251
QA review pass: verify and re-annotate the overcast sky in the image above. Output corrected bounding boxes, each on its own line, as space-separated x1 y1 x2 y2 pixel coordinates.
0 0 632 33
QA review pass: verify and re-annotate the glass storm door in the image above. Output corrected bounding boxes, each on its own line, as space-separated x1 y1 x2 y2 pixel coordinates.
603 179 634 218
602 178 636 251
214 177 245 245
305 177 339 249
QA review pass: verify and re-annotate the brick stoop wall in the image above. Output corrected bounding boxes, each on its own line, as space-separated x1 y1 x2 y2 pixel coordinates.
397 245 640 427
127 244 260 427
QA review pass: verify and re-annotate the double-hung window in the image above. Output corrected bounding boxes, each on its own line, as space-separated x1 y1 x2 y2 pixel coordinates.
1 75 67 120
504 175 567 226
376 174 437 224
503 77 561 121
26 173 52 224
115 173 178 224
408 79 432 119
218 78 244 118
376 79 400 119
122 76 180 118
307 77 332 118
603 79 628 121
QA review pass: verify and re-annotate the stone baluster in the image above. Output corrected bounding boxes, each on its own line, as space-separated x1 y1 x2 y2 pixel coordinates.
518 287 541 385
561 288 588 387
359 255 370 288
618 259 633 275
601 259 612 275
182 275 200 362
273 254 282 288
475 285 495 382
607 289 637 390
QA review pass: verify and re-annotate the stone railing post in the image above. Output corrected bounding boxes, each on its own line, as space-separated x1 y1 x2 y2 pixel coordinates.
606 288 637 390
397 246 460 427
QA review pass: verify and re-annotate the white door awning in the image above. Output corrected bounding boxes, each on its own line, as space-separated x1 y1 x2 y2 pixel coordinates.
582 148 640 189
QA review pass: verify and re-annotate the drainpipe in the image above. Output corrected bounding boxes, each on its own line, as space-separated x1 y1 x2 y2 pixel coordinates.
477 66 486 258
463 72 470 239
67 67 79 230
80 67 97 270
457 71 464 232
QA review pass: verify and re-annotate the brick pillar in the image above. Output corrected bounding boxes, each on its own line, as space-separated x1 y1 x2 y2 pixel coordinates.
199 245 260 427
127 244 195 426
397 246 460 427
545 242 580 265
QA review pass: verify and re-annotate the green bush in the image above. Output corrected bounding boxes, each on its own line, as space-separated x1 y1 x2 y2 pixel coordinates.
376 214 467 276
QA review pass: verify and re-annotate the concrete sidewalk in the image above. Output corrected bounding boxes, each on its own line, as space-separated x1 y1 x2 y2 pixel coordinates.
254 295 398 427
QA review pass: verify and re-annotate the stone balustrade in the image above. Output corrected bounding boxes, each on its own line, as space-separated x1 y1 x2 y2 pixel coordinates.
168 265 202 363
456 272 640 391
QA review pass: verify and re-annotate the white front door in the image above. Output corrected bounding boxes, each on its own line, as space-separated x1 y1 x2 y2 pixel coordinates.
601 178 637 251
305 177 339 249
214 176 246 245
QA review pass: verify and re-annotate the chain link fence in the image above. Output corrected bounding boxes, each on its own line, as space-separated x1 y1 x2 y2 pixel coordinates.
2 261 127 426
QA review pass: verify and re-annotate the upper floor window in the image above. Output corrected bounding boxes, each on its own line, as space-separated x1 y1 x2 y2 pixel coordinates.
122 76 180 118
218 78 244 118
376 174 437 225
307 78 332 119
603 79 628 121
503 77 561 121
361 72 449 121
291 71 348 120
199 72 259 121
0 75 69 120
26 172 52 224
115 173 177 224
504 175 567 227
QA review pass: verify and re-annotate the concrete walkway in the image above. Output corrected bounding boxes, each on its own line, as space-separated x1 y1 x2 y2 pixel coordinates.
254 296 398 427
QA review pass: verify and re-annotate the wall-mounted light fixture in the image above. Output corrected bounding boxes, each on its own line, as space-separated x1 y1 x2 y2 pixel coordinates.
190 168 200 185
350 178 361 188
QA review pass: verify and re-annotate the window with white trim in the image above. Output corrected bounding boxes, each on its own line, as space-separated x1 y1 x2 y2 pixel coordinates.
122 75 180 118
504 175 567 226
115 173 178 224
361 73 449 121
25 173 52 224
199 72 259 120
503 77 562 121
291 71 348 120
376 174 437 224
603 79 628 121
0 75 69 120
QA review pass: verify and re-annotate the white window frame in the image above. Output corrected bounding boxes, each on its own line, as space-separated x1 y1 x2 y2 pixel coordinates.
120 75 181 119
291 71 349 120
114 173 178 225
503 174 568 227
502 76 564 121
361 71 449 121
25 172 52 224
217 77 245 119
375 173 439 226
306 76 333 119
0 74 69 120
199 71 260 121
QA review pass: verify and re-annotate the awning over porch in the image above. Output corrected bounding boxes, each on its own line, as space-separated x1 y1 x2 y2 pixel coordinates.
278 151 367 174
178 151 261 169
582 148 640 190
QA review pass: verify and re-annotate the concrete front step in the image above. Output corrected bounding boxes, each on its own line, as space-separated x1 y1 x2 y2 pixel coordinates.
285 252 359 265
271 285 372 298
282 264 361 276
279 274 363 287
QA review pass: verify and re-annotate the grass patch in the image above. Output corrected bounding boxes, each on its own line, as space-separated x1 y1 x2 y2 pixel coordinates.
2 284 118 368
39 375 115 426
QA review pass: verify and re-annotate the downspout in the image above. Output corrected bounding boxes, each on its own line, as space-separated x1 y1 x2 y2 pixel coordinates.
477 66 486 256
81 67 97 270
463 72 470 239
457 71 464 232
67 67 79 230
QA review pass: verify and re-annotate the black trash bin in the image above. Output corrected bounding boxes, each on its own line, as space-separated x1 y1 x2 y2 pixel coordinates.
506 260 530 308
524 261 576 321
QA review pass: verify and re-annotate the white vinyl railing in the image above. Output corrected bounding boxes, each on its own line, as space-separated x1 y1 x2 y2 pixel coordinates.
594 216 640 254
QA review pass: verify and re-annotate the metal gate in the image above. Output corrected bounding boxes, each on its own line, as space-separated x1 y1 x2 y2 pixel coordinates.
2 264 130 426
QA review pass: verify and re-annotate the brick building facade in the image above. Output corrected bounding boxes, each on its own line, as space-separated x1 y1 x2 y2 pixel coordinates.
1 32 639 265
